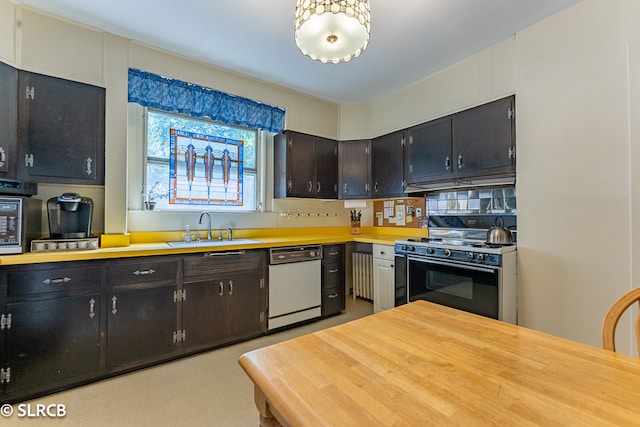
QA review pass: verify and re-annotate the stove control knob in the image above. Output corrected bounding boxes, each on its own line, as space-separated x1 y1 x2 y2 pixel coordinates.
401 245 408 251
410 246 416 252
426 247 434 254
310 251 316 257
443 249 451 257
467 252 474 259
477 253 484 261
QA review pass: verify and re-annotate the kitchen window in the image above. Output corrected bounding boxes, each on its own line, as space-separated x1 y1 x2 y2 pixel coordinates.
145 109 260 211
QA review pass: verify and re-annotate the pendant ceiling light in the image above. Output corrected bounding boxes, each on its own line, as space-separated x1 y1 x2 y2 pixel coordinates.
294 0 371 64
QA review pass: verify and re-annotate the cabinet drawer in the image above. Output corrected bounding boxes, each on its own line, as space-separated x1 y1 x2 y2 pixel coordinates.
8 264 102 296
184 250 266 278
322 286 344 317
108 257 178 286
322 265 343 287
323 244 344 263
373 244 394 261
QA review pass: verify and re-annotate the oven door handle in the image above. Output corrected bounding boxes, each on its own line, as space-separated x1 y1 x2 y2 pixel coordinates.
407 256 499 274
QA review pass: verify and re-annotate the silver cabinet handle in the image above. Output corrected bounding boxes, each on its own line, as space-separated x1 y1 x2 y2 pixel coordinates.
89 298 96 319
343 182 348 194
329 268 339 274
133 269 156 276
111 296 118 315
219 281 224 297
328 293 339 298
86 157 93 175
457 154 463 169
228 280 234 296
205 250 246 257
308 180 313 193
317 181 321 193
445 156 451 170
43 277 71 285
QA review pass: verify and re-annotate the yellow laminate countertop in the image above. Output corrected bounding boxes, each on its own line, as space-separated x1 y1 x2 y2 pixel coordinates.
239 300 640 427
0 226 426 266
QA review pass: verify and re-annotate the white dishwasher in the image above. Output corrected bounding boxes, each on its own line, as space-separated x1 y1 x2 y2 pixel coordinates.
268 245 322 330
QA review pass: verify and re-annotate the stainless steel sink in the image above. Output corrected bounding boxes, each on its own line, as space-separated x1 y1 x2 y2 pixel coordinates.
167 238 262 248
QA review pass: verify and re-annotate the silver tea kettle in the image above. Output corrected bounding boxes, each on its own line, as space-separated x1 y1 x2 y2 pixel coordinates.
486 217 514 245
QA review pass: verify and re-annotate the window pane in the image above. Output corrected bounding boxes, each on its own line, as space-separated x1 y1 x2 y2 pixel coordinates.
146 110 258 211
148 111 256 168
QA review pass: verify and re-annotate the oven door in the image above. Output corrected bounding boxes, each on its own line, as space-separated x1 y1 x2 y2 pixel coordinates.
407 256 500 319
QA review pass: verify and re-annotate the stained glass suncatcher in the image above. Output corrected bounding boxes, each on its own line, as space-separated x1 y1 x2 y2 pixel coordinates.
169 129 244 206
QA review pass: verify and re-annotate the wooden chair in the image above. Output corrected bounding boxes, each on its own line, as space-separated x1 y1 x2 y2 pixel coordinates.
602 287 640 353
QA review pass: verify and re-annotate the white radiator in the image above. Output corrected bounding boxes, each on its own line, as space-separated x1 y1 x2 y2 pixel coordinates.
352 252 373 300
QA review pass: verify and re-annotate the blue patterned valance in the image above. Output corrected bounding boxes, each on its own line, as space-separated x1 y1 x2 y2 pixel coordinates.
128 68 285 133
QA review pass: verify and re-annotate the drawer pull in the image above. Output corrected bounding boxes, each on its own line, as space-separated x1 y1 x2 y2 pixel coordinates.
42 277 71 285
229 280 234 296
204 251 246 257
133 269 156 276
328 293 339 298
329 251 339 256
89 298 96 319
219 281 224 297
328 268 339 274
111 296 118 315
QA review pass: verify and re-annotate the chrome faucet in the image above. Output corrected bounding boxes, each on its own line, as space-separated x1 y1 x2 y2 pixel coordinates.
199 211 212 240
217 227 233 241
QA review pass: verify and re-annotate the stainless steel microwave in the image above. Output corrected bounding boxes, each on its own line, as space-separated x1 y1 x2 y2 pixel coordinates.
0 197 42 254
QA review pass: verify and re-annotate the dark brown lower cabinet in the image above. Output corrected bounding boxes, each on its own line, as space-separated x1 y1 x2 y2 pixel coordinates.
5 293 101 395
182 250 267 353
322 244 345 317
107 285 179 369
182 279 226 350
0 261 103 402
0 249 268 403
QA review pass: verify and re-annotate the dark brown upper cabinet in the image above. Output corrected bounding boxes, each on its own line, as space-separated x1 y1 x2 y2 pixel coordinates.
274 131 338 199
0 61 18 178
339 139 371 199
18 71 105 185
452 95 515 176
371 130 406 198
406 95 515 187
406 117 453 184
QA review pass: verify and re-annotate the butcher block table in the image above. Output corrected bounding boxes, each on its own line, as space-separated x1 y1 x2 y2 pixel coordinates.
239 300 640 426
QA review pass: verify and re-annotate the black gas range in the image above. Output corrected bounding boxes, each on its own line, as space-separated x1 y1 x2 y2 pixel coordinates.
394 214 517 323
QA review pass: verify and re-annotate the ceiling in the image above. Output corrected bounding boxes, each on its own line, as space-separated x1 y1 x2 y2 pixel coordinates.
15 0 581 104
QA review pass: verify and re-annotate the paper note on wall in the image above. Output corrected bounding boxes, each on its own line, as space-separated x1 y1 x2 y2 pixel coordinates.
395 205 406 226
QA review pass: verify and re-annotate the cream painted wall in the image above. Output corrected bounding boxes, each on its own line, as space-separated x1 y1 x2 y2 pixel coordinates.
341 0 640 354
515 0 637 354
2 1 343 236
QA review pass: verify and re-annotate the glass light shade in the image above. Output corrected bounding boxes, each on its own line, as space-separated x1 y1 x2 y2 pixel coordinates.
295 0 371 64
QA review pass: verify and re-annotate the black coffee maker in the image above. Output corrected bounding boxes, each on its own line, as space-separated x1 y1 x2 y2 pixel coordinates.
47 193 93 239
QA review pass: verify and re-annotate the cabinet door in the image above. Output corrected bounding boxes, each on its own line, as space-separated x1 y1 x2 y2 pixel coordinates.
339 139 371 199
287 132 316 197
5 293 101 393
452 96 515 174
315 137 338 199
224 274 265 340
406 117 452 183
107 285 178 368
18 71 105 184
182 279 226 350
372 131 405 198
0 61 17 177
373 259 395 313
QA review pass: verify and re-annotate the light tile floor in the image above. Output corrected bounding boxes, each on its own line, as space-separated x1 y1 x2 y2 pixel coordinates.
6 298 373 427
